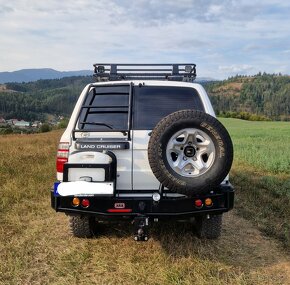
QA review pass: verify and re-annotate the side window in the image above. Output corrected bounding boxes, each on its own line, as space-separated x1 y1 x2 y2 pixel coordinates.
133 86 204 130
78 85 130 131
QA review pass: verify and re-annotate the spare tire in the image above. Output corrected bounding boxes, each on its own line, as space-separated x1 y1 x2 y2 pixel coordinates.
148 110 233 196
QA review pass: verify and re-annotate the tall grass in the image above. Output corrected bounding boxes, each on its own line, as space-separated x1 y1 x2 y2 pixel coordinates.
0 125 289 284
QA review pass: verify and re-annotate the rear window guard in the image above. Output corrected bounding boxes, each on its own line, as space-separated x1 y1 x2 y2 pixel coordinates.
72 83 133 141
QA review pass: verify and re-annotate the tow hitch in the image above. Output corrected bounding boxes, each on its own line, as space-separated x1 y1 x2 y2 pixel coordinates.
133 216 149 241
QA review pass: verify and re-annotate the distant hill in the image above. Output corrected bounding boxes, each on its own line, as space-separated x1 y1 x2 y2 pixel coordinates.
0 68 92 84
203 73 290 121
0 68 215 84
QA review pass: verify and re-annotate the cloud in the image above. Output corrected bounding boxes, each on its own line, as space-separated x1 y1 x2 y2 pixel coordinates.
219 64 254 75
0 0 289 78
107 0 258 24
0 5 13 15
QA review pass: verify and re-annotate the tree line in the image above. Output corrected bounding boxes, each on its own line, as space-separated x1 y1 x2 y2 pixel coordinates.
0 76 92 121
0 73 289 121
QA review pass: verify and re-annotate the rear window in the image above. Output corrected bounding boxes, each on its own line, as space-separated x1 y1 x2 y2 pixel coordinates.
133 86 204 130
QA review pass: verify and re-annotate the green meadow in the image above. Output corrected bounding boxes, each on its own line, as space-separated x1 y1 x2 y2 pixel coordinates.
220 118 290 247
220 118 290 174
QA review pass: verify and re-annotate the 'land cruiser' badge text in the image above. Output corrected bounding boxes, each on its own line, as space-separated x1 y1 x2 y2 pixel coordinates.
76 142 129 150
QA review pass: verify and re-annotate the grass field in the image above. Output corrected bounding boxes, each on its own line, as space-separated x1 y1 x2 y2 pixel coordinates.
220 119 290 174
220 119 290 248
0 119 290 285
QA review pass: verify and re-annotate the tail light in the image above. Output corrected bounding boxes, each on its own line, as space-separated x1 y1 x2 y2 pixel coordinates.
81 199 90 208
194 199 203 208
56 142 69 173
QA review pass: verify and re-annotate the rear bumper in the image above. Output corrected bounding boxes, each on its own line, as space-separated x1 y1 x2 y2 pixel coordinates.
51 183 234 219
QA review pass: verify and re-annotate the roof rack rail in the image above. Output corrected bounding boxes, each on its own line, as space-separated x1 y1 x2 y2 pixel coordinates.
93 63 196 82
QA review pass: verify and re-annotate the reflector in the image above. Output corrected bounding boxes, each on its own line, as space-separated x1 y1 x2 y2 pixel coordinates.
107 209 132 213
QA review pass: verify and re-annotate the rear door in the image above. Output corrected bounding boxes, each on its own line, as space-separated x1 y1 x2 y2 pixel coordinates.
132 84 205 190
70 83 133 190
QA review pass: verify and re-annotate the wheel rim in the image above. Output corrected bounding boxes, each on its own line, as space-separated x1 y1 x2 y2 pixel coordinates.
166 128 215 177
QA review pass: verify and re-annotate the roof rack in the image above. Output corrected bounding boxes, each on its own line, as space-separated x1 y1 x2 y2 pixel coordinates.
93 63 196 82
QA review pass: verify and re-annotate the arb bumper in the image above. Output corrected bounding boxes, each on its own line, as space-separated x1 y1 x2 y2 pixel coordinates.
51 183 234 219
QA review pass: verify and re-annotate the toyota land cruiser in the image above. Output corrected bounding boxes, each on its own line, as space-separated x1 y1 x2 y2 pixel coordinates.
51 64 234 241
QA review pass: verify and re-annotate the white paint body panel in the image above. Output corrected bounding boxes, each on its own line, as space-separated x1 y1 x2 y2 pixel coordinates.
56 80 230 191
132 130 160 190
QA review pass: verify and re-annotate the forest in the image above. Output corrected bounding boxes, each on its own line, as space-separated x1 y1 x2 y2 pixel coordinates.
204 73 290 121
0 73 289 121
0 76 92 121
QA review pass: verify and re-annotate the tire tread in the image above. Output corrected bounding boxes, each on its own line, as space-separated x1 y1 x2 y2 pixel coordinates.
69 216 94 238
196 215 222 239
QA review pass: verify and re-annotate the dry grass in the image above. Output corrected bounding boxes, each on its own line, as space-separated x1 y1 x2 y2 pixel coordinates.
1 129 290 284
211 82 243 97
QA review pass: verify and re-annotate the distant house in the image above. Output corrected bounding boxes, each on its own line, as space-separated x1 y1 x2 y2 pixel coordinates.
49 120 58 126
14 120 30 128
0 117 6 127
6 119 19 125
6 119 15 126
32 121 41 128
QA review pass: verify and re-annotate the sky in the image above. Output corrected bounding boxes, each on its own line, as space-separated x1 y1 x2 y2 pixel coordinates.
0 0 290 79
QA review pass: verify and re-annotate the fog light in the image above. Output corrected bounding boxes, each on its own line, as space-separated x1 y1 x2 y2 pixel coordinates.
81 199 90 208
205 198 213 207
72 197 80 207
152 192 161 202
195 199 203 208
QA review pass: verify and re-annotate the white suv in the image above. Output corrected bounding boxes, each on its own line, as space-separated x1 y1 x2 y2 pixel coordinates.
51 64 234 241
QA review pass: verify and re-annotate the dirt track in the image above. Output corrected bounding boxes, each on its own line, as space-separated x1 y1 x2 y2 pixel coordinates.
221 211 290 283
